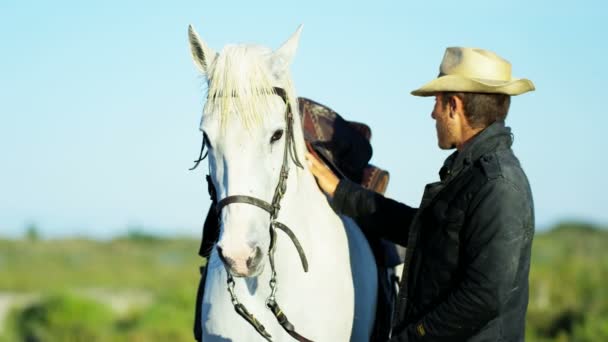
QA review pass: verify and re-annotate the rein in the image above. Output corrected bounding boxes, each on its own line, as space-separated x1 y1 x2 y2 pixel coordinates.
191 87 313 342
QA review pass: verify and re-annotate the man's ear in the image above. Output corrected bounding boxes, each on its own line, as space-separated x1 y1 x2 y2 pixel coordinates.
448 95 464 119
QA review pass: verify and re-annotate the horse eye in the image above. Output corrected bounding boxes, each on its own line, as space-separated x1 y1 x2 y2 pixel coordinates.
270 129 284 143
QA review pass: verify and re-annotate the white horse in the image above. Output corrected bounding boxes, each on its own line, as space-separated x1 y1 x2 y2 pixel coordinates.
188 25 378 342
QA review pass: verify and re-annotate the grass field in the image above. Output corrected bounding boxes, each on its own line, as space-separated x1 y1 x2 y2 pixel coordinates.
0 234 202 341
1 223 607 341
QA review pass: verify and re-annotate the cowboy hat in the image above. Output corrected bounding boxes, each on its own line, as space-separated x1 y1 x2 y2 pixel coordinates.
411 47 535 96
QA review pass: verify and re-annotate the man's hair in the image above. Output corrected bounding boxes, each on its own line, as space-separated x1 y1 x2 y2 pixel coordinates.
441 92 511 128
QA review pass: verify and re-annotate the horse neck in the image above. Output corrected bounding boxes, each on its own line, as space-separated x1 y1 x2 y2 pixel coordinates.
282 164 330 218
270 156 337 268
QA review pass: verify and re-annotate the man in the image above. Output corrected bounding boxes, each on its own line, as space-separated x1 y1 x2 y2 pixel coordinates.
306 47 535 341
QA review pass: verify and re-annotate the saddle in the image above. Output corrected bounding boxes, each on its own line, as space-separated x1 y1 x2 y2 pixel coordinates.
194 97 399 342
299 97 389 195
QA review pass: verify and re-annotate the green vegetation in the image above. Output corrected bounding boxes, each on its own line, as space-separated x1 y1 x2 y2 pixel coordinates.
0 235 202 342
527 222 608 342
1 223 607 341
0 236 200 292
6 293 114 342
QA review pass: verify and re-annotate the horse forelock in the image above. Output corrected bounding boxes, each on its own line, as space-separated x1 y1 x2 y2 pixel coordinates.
203 44 297 132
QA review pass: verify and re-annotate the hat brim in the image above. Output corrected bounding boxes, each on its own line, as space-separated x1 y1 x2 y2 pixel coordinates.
411 74 535 97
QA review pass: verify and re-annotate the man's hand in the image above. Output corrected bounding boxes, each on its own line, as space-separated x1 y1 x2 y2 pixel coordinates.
305 152 340 198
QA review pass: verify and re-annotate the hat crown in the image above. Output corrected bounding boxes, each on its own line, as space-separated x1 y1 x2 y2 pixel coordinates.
439 47 512 82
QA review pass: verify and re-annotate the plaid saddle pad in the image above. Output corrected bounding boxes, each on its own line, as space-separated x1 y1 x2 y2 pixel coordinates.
299 97 390 195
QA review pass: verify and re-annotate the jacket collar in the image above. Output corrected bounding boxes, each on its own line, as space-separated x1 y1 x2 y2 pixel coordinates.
439 121 513 181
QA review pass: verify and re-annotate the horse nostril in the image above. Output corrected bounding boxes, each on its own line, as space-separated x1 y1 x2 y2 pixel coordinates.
246 247 263 269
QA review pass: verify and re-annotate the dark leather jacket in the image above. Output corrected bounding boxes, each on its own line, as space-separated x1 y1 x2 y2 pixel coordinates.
332 121 534 341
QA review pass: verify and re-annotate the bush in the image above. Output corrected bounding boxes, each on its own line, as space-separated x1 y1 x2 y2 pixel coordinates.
526 223 608 342
116 289 195 342
7 293 114 342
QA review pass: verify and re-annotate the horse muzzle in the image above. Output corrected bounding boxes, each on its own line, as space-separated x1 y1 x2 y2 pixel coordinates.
217 245 265 278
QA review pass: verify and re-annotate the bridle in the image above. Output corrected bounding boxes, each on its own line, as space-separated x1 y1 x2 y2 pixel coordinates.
190 87 313 342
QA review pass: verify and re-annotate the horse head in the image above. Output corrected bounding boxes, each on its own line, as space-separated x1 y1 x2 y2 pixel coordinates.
188 25 305 278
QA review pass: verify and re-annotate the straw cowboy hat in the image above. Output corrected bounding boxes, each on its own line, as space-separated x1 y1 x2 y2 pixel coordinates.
411 47 535 96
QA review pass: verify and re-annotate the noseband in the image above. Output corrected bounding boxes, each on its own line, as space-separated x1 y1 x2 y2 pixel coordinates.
191 87 313 342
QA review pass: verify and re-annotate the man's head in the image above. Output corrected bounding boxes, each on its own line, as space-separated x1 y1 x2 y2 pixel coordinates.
412 47 534 150
431 92 511 150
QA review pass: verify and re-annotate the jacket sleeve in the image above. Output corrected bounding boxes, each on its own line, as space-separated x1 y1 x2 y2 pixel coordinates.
389 178 532 341
331 179 417 247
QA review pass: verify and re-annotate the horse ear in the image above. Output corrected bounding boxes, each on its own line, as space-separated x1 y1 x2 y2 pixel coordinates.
188 25 217 75
270 25 303 78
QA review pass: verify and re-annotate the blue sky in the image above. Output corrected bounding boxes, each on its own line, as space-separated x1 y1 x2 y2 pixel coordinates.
1 0 606 238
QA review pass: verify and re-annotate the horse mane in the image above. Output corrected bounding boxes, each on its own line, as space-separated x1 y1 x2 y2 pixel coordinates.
204 44 298 131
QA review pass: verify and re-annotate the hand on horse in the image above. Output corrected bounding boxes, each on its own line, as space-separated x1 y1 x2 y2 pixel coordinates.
305 152 340 198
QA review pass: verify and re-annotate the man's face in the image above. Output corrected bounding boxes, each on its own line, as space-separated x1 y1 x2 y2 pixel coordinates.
431 94 459 150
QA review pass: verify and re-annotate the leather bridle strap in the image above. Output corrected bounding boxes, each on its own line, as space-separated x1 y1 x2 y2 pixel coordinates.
272 221 308 272
267 299 313 342
215 196 308 272
266 226 313 342
226 273 273 341
217 195 274 215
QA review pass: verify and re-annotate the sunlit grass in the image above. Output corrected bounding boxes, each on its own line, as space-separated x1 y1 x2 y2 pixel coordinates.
0 237 202 293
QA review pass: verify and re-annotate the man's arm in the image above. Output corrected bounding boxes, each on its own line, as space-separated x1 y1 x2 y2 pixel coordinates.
305 152 417 246
390 178 532 341
332 179 417 246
